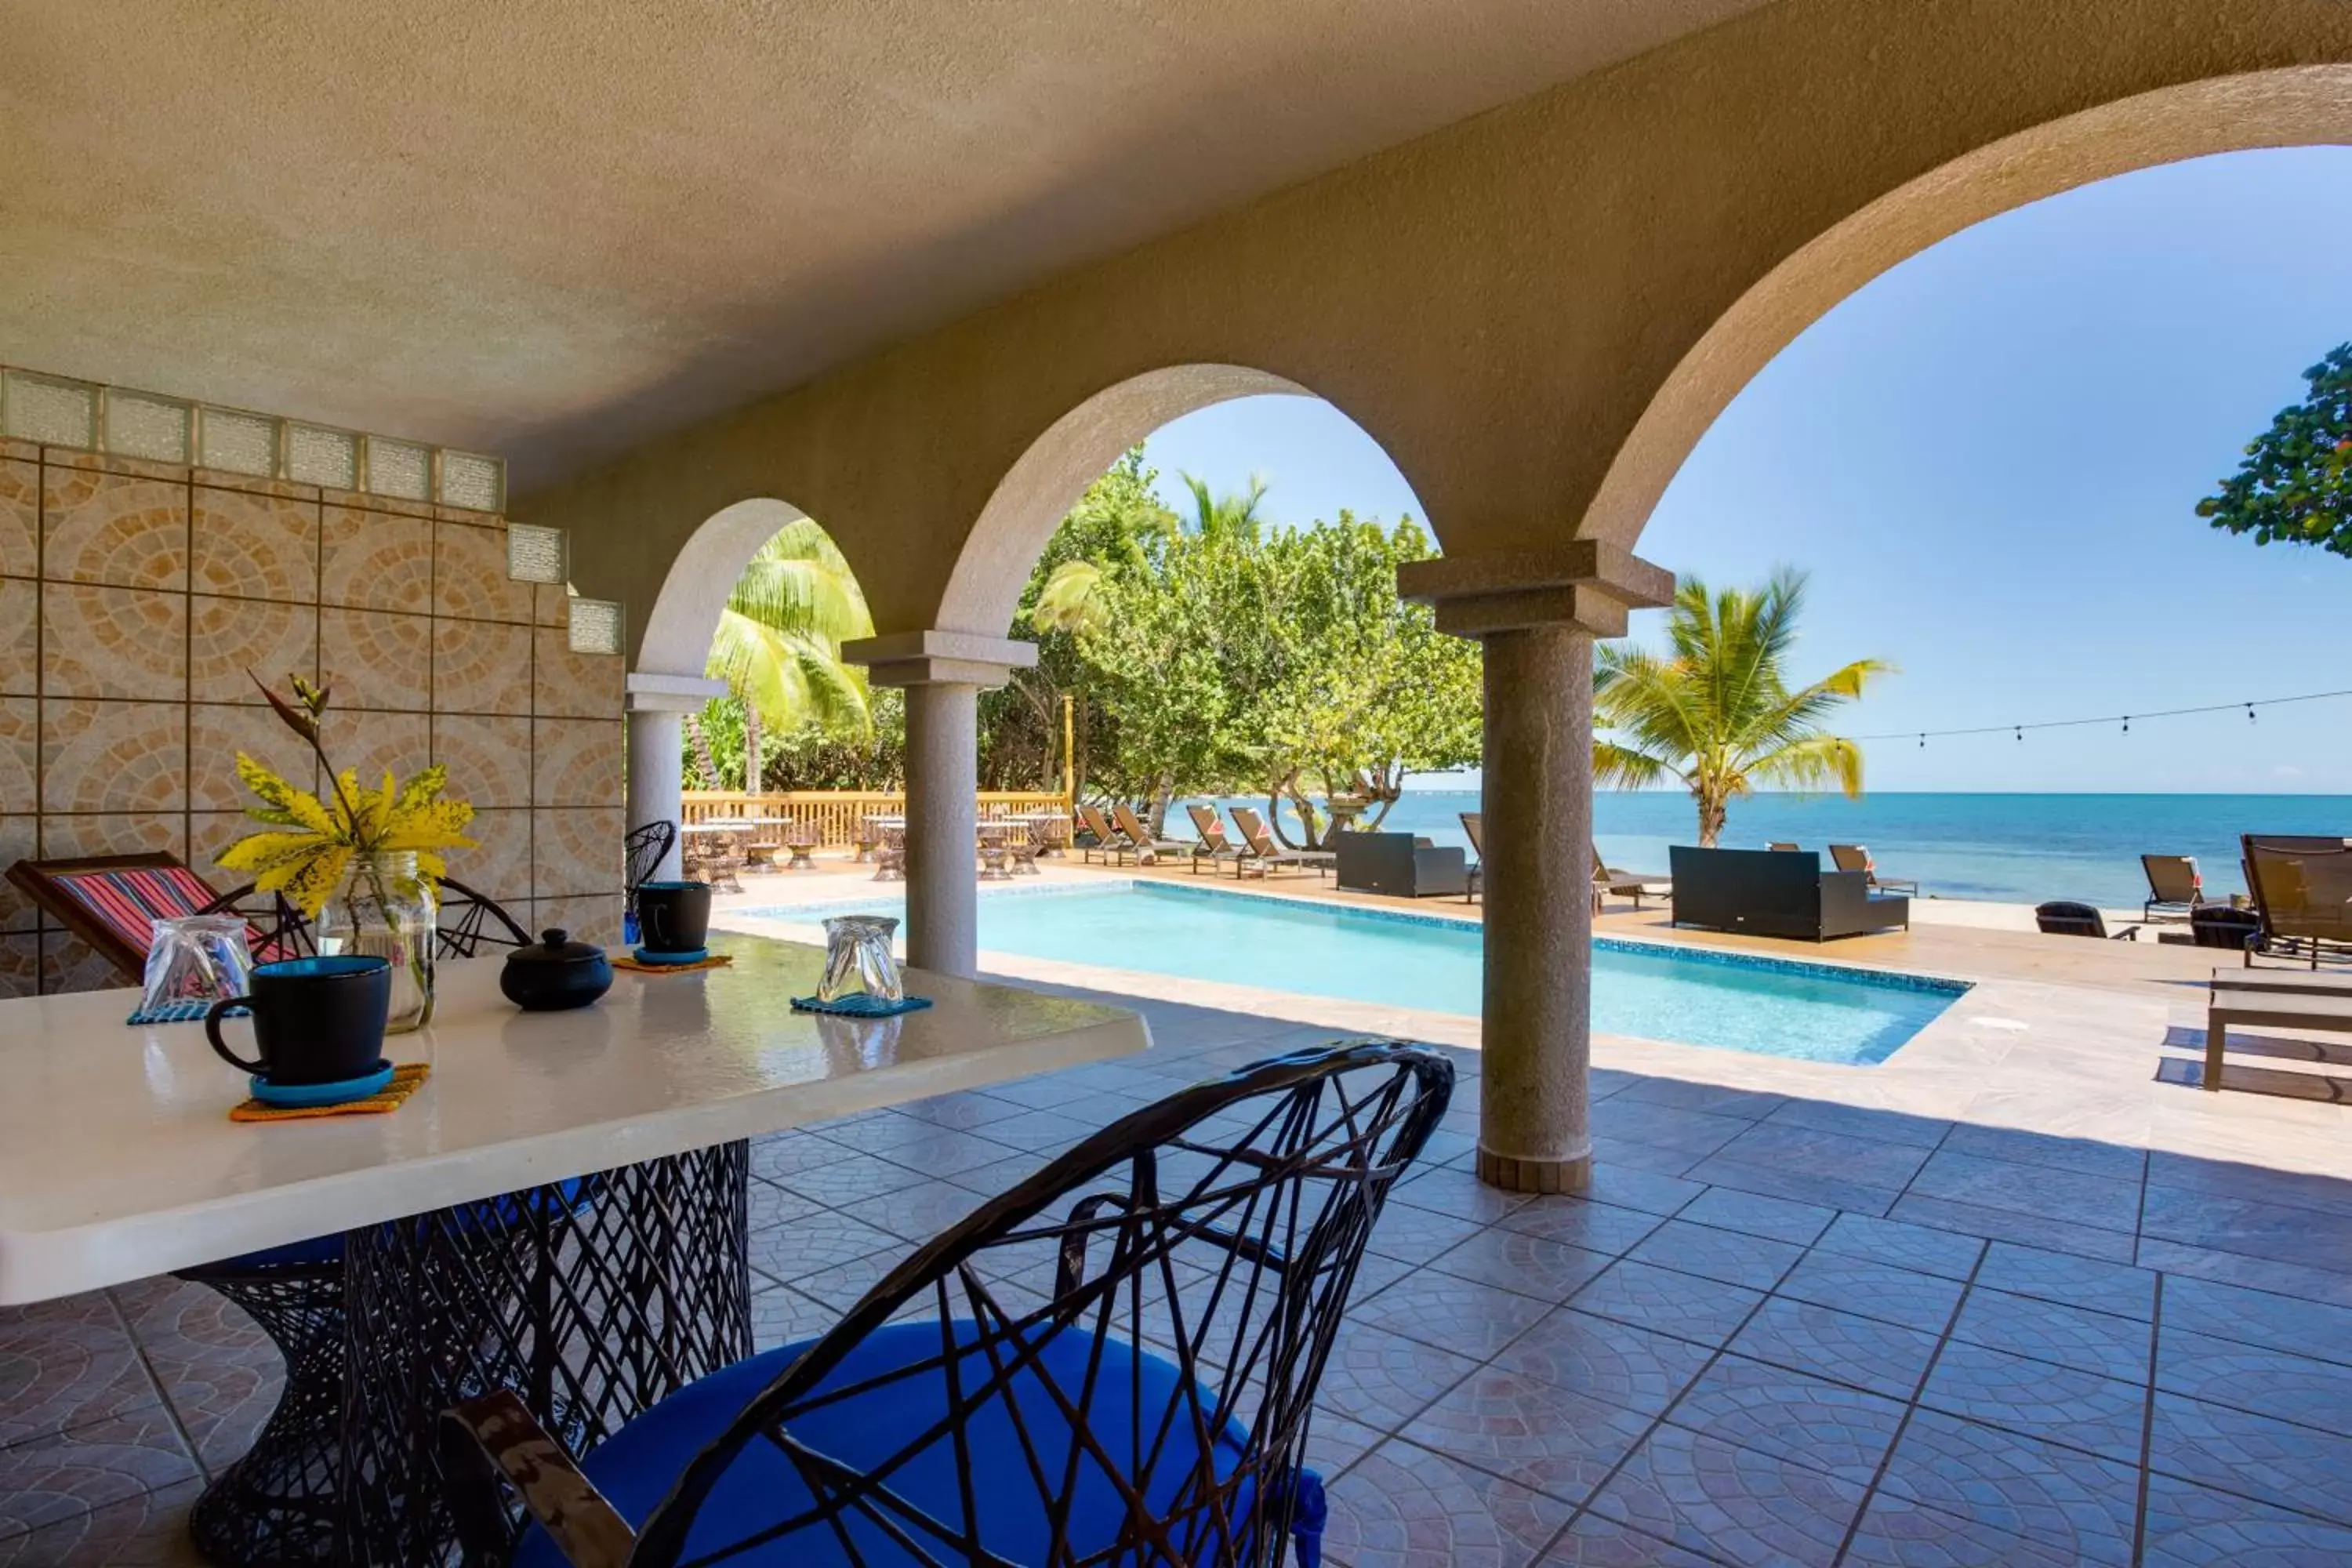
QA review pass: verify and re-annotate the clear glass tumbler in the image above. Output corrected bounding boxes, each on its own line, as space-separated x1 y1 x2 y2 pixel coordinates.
143 914 254 1014
818 915 903 1005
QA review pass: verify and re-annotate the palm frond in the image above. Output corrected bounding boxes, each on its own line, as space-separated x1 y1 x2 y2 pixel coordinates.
1745 733 1866 797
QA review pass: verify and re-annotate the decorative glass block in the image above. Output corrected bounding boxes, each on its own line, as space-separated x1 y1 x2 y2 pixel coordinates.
506 523 567 583
365 438 432 500
103 390 191 463
3 371 99 448
568 597 623 655
200 407 280 476
439 450 504 513
286 423 358 488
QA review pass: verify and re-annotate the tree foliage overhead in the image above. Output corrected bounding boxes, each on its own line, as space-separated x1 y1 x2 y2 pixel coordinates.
2198 343 2352 560
1595 570 1887 846
706 519 876 738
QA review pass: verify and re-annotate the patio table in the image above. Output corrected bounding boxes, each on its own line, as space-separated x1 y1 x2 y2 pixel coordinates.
0 934 1147 1563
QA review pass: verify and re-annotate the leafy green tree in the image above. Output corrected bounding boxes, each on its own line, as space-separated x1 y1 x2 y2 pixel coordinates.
1178 471 1270 543
2199 343 2352 559
1594 570 1888 846
706 520 876 786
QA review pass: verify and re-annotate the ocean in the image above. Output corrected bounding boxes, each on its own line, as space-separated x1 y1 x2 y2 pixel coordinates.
1192 791 2351 910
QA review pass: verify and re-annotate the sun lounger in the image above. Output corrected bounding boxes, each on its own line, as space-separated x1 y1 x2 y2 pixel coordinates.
2140 854 2206 924
1593 846 1670 913
1229 805 1335 879
2239 835 2352 969
2209 964 2352 997
1461 811 1483 903
2205 985 2352 1092
1184 804 1251 875
1767 842 1802 853
1111 803 1188 867
1829 844 1918 896
1075 803 1127 864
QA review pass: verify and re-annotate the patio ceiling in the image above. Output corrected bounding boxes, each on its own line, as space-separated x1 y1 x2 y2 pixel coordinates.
0 0 1766 492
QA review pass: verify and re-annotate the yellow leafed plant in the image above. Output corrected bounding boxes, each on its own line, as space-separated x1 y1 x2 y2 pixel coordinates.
216 672 477 918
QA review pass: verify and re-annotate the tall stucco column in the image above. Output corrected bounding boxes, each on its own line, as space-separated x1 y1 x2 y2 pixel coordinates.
1399 543 1675 1194
841 630 1039 978
626 671 731 882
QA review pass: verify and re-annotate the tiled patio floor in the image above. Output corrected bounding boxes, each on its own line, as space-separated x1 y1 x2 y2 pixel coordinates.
9 988 2352 1565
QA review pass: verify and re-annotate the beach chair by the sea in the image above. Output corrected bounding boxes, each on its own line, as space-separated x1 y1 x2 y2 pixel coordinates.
2239 835 2352 970
2034 900 2136 940
1112 802 1188 867
1462 812 1483 903
1830 843 1918 897
1768 841 1802 853
2140 854 2206 924
1075 802 1127 865
1229 805 1335 879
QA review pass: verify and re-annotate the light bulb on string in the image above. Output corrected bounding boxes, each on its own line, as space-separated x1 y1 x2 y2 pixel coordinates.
2249 703 2258 724
2014 726 2023 743
1918 733 1926 749
2122 716 2130 735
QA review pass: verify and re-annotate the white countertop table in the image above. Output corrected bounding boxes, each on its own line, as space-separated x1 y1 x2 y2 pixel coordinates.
0 932 1149 1305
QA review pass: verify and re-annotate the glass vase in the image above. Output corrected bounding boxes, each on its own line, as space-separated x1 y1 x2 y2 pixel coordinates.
818 915 903 1005
332 851 437 1033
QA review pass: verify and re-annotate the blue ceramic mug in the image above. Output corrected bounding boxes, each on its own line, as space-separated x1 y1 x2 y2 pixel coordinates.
206 955 392 1086
637 880 713 954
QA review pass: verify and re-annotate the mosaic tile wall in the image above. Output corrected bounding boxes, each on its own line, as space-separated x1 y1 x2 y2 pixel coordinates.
0 435 626 996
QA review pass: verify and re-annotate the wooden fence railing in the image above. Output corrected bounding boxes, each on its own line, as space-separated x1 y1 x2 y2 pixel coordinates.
681 790 1073 848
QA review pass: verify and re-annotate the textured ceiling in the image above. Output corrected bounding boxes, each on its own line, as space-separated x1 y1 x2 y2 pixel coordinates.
0 0 1768 490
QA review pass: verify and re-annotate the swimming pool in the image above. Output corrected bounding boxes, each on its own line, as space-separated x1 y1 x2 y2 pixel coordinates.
735 882 1966 1065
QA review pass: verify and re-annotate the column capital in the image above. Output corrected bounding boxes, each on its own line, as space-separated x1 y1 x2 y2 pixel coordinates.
842 630 1039 689
626 671 731 713
1396 541 1674 638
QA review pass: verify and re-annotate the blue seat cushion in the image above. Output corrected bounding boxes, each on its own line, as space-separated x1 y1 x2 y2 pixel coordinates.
513 1319 1301 1566
205 1179 593 1274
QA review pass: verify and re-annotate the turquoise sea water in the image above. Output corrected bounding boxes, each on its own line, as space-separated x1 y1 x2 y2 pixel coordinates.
1205 790 2350 909
738 884 1964 1065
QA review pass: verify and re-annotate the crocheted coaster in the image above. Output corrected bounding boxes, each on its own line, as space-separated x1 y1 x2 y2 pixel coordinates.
230 1062 430 1123
129 998 247 1025
789 993 933 1018
612 952 735 975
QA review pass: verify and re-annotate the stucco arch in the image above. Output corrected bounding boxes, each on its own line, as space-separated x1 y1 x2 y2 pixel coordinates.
938 364 1316 635
635 496 815 677
1583 66 2352 552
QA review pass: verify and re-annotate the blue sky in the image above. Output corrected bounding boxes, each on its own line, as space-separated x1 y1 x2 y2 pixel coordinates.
1142 147 2352 794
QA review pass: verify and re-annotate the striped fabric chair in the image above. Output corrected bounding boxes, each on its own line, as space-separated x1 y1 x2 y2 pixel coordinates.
4 852 310 982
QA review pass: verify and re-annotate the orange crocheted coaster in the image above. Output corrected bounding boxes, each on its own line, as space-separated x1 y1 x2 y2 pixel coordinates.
611 953 735 975
230 1062 430 1123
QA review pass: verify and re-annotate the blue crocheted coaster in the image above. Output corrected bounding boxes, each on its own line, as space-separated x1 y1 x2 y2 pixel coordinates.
129 999 248 1025
789 993 934 1018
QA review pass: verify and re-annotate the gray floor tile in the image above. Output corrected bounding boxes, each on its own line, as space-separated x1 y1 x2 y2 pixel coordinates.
1626 1220 1802 1291
768 1149 933 1208
2141 1470 2352 1566
1610 1081 1789 1120
1711 1122 1935 1192
2148 1391 2352 1524
0 1475 205 1566
1533 1509 1723 1566
2158 1326 2352 1439
1430 1229 1613 1304
1675 1188 1837 1247
1566 1259 1762 1347
1585 1423 1865 1567
1351 1271 1554 1359
1664 1355 1906 1484
1677 1155 1903 1218
1759 1097 1952 1152
1492 1308 1715 1417
1580 1165 1706 1218
1726 1298 1938 1400
1316 1322 1482 1431
0 1411 199 1541
2140 1239 2352 1314
1403 1372 1653 1506
1947 1287 2154 1383
746 1208 902 1285
1915 1339 2150 1465
2141 1185 2352 1278
1813 1213 1984 1280
1887 1193 2138 1263
1363 1205 1488 1267
1323 1438 1576 1568
1497 1197 1665 1256
1393 1164 1537 1225
1903 1150 2142 1235
1773 1253 1965 1335
1938 1123 2146 1183
1974 1241 2156 1320
1839 1490 2081 1567
1873 1408 2140 1565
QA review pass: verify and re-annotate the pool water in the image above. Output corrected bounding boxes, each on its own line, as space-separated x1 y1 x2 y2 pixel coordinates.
738 883 1965 1065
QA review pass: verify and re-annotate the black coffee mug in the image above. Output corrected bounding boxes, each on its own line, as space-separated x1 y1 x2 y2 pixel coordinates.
637 880 713 953
206 955 393 1086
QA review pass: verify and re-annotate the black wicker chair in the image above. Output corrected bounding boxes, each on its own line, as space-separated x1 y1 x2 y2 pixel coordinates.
445 1040 1454 1568
625 822 677 921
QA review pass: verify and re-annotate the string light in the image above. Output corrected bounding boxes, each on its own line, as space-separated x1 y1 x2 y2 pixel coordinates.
1842 686 2352 744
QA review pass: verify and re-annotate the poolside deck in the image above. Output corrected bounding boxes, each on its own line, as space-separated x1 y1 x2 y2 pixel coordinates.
12 851 2352 1563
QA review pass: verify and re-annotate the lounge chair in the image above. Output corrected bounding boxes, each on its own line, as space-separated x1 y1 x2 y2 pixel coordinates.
2238 835 2352 969
2140 854 2206 924
1830 844 1918 897
1074 803 1123 864
2187 904 2261 951
1112 802 1188 867
1185 803 1251 875
1462 811 1483 902
1768 841 1802 853
2204 983 2352 1092
1594 847 1671 913
1229 805 1335 879
2034 900 2136 940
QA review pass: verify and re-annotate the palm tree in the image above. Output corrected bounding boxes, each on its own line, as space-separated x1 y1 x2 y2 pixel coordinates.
707 520 875 786
1593 569 1889 846
1180 472 1269 543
